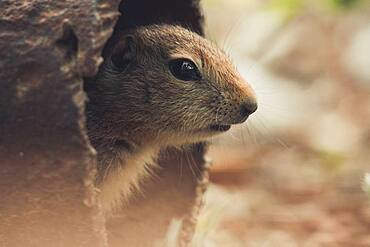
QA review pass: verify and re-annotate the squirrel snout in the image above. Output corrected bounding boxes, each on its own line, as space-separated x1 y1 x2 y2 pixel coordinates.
240 100 257 117
235 100 257 124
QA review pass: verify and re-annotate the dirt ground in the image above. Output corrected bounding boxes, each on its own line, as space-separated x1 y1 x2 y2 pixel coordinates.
190 1 370 246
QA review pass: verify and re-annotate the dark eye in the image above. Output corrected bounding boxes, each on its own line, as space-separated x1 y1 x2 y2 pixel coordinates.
169 59 202 81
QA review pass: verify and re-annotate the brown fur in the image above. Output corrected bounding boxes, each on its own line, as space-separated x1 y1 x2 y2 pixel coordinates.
85 24 257 212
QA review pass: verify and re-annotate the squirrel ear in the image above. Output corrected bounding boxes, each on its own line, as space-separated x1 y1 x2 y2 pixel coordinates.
110 35 136 71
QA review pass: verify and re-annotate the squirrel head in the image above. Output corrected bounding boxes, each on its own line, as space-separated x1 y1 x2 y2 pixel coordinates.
86 25 257 148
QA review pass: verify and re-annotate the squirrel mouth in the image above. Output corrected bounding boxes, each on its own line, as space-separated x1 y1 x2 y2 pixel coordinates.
209 124 231 132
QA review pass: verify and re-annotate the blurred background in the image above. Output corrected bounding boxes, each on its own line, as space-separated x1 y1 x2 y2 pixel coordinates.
194 0 370 246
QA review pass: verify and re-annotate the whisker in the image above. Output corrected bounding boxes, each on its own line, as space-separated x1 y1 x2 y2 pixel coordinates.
245 123 258 146
239 125 247 146
227 129 242 143
251 115 289 149
184 150 197 178
221 14 245 55
188 148 202 177
177 148 184 184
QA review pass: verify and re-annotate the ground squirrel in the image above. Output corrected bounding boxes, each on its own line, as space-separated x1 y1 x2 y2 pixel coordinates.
85 24 257 213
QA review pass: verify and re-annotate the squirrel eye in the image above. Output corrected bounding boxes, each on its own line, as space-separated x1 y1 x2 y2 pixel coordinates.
169 59 202 81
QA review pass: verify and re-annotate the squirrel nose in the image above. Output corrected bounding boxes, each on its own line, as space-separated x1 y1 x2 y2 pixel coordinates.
239 100 257 120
